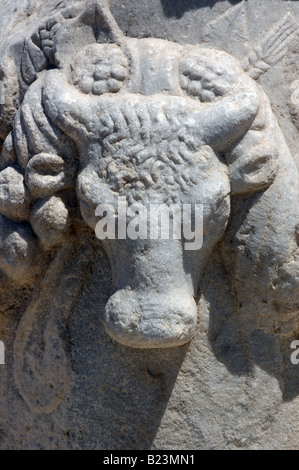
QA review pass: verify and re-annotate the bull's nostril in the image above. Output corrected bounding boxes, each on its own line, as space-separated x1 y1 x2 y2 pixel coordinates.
103 290 198 349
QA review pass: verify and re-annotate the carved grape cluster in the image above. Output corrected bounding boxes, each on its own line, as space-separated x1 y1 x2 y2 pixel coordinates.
70 44 127 95
179 50 237 102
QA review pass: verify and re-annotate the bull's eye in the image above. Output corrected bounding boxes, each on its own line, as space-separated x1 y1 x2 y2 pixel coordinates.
70 44 127 96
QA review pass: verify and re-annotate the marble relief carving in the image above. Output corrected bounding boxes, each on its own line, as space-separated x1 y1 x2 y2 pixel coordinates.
0 0 298 414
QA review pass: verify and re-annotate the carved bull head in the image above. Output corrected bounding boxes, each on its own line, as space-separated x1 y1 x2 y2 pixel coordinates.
38 25 262 348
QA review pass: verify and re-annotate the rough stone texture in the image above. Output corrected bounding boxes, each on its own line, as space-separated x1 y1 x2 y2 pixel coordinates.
0 0 298 450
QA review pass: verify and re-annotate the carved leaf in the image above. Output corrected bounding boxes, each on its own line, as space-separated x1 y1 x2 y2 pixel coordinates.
13 239 93 414
244 14 298 79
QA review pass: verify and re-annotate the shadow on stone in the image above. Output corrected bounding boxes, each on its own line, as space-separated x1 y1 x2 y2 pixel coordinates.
64 240 189 450
160 0 243 19
204 248 299 403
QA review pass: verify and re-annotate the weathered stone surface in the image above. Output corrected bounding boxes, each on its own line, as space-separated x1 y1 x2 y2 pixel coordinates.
0 0 298 450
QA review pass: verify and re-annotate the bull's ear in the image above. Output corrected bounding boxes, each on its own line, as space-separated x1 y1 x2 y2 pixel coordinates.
43 0 124 69
226 90 279 195
25 153 78 200
228 143 278 195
